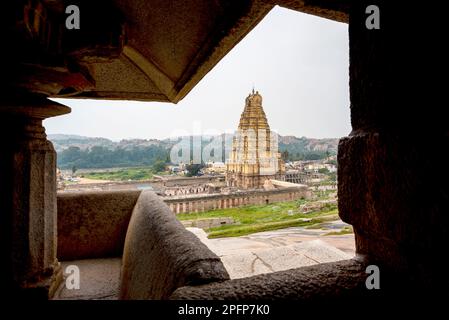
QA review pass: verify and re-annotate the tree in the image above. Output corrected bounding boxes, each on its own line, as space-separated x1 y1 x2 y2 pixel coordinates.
152 160 166 173
304 152 323 160
71 165 78 176
318 167 330 174
185 164 204 177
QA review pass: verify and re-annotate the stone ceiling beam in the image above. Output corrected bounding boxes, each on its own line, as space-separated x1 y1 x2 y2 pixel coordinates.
3 0 347 104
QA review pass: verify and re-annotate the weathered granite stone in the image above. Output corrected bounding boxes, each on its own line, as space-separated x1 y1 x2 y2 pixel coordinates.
338 133 449 288
120 191 230 299
338 0 449 290
0 94 70 298
170 259 367 300
57 190 141 260
53 258 122 300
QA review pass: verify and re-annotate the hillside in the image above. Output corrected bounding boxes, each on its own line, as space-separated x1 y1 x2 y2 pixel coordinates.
278 135 339 160
49 134 117 153
49 134 339 169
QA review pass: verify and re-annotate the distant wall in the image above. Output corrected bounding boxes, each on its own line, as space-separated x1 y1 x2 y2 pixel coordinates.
164 187 310 214
57 190 141 260
162 176 223 187
181 217 234 229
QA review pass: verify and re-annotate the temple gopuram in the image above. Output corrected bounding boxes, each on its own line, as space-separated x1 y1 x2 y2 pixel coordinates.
226 90 285 189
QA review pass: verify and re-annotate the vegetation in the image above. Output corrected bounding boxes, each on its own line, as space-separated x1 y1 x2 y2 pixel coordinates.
327 172 337 183
58 145 170 169
152 160 167 173
52 134 338 170
185 163 205 177
177 200 338 238
278 136 337 161
82 167 154 181
318 167 330 174
324 226 354 236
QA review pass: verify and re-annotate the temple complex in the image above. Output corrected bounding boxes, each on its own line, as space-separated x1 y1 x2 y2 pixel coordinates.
226 90 285 189
1 0 446 306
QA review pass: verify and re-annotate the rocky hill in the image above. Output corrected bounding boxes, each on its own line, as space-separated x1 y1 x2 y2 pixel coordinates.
49 134 339 169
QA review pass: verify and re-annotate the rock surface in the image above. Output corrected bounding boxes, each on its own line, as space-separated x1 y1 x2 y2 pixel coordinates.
188 227 353 279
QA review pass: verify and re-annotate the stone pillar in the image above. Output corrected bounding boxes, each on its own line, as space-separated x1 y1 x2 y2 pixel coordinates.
0 94 70 298
339 1 448 290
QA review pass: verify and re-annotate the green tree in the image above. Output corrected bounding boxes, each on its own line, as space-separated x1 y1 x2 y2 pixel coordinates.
186 164 204 177
318 167 330 174
152 160 166 173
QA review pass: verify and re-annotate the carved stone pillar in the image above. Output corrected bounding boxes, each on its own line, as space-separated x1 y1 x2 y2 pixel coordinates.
0 94 70 298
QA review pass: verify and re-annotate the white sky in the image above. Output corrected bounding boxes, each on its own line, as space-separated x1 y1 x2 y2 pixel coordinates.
45 6 350 141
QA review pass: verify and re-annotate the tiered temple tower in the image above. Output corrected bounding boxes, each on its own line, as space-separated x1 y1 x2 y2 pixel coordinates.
226 90 285 189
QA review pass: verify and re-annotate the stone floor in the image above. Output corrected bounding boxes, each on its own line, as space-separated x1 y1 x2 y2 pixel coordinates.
53 258 121 300
53 222 355 299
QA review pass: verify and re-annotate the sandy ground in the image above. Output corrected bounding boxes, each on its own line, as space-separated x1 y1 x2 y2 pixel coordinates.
75 177 112 184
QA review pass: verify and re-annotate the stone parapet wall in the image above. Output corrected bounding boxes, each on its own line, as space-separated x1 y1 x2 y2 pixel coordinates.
57 190 141 260
170 259 368 300
120 191 229 299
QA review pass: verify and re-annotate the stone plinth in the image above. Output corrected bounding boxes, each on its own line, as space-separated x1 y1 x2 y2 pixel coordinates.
0 94 70 298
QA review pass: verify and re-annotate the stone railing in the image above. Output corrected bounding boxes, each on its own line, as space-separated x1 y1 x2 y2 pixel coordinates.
120 191 229 299
170 259 369 300
57 190 229 299
57 190 141 260
57 189 370 301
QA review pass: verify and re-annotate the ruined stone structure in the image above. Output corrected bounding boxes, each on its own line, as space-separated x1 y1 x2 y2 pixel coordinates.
226 90 285 189
3 0 447 307
285 170 323 184
164 187 309 214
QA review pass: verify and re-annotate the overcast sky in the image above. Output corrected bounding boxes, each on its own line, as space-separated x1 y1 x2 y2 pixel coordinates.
45 6 350 141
